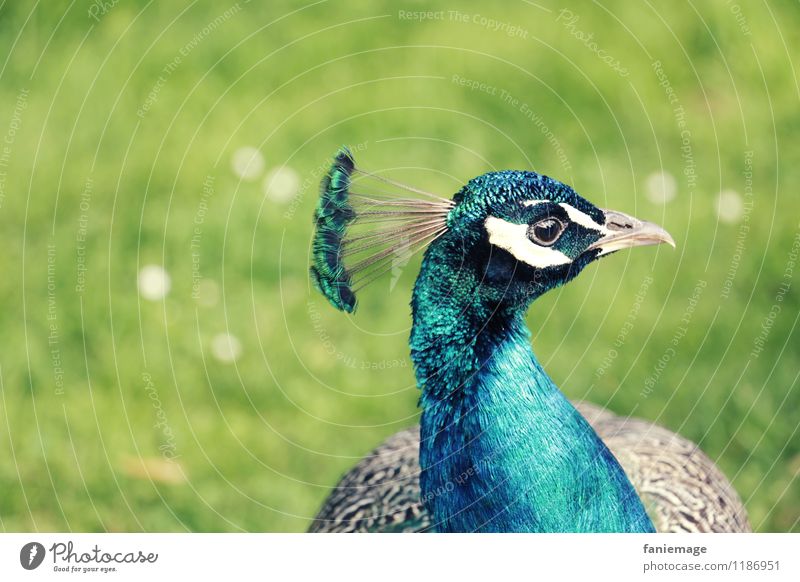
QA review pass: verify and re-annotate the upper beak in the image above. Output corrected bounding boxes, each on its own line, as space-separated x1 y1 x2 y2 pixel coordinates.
586 209 675 255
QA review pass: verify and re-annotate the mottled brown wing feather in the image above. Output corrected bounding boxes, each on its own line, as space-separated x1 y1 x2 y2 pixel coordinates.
587 410 751 532
309 401 750 533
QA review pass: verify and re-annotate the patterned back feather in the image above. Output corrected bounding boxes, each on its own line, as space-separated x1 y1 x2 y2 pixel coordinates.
309 402 751 533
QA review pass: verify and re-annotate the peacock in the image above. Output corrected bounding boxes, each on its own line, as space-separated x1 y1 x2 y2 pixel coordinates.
307 148 750 533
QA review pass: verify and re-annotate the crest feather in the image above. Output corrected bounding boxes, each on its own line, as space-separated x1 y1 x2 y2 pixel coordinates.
310 148 452 312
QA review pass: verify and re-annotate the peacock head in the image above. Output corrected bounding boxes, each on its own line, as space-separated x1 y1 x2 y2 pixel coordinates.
438 170 675 306
310 148 674 313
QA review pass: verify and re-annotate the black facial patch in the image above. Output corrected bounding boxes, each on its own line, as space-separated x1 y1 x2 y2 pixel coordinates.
551 221 603 259
516 201 570 224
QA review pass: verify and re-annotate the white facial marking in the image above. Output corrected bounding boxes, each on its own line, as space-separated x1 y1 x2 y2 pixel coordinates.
558 203 608 233
485 216 572 268
523 200 608 234
593 239 634 256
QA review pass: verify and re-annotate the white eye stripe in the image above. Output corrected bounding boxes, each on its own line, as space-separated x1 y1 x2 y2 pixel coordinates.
524 200 607 233
558 203 608 233
485 216 572 268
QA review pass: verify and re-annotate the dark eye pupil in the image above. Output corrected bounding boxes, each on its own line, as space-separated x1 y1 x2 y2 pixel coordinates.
530 218 563 245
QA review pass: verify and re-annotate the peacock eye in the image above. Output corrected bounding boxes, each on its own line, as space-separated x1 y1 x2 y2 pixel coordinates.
528 218 565 246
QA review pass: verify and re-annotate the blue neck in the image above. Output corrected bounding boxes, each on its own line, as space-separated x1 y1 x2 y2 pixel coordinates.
410 242 655 532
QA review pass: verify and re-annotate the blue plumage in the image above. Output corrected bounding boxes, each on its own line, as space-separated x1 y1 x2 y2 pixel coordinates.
412 236 655 532
310 150 680 532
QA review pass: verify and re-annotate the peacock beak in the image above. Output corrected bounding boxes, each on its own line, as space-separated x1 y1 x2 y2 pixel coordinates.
587 209 675 255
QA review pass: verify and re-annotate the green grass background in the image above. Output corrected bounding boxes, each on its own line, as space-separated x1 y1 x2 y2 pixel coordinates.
0 0 797 532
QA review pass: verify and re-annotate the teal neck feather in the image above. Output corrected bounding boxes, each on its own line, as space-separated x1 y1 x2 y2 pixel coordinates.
410 234 655 533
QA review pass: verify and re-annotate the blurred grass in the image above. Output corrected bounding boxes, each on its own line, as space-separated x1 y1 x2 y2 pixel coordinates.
0 0 797 532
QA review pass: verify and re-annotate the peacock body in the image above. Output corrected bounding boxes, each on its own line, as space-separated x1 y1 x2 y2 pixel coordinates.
308 149 750 533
